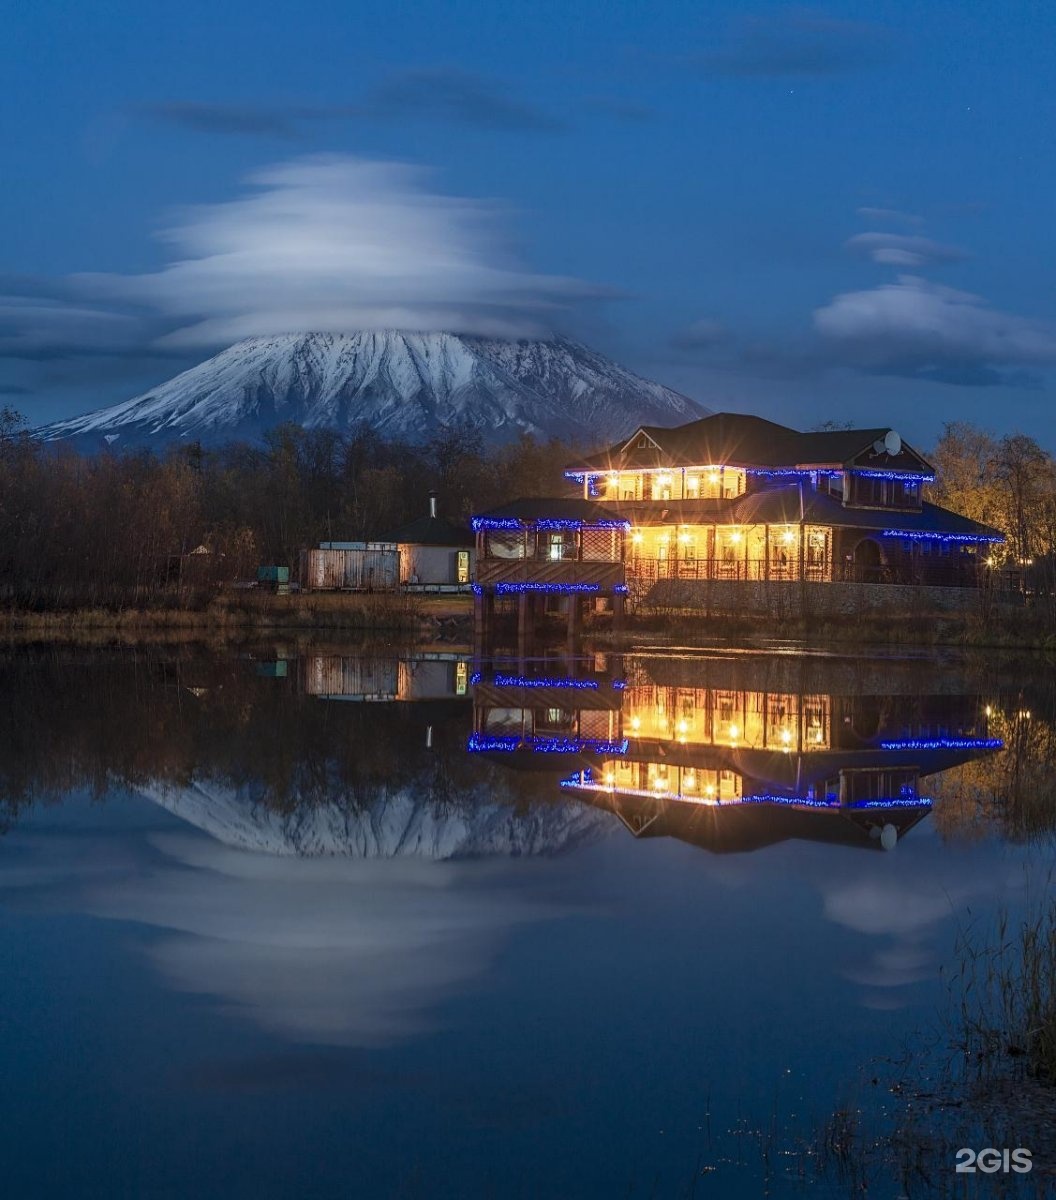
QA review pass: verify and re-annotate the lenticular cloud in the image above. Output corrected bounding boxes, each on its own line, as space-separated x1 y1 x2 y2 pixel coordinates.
79 155 603 346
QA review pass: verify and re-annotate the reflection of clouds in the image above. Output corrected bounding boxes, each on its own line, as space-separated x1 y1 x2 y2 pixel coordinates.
0 820 590 1048
821 842 1025 1009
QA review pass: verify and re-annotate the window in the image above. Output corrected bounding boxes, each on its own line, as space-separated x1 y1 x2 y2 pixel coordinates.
456 550 470 583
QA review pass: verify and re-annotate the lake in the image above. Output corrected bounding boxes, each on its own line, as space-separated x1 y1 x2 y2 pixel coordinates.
0 642 1052 1198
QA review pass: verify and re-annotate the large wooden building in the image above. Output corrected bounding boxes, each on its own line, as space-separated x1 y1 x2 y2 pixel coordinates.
471 413 1005 626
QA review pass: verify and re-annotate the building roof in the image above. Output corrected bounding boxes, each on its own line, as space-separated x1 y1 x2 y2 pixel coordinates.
568 412 934 475
471 497 629 528
730 485 1004 540
377 515 475 547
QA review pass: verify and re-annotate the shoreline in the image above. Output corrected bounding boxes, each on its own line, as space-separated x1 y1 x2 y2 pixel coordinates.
1 591 1054 652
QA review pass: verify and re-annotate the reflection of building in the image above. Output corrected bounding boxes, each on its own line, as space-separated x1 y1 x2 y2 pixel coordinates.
470 654 1003 852
301 653 472 702
471 414 1007 624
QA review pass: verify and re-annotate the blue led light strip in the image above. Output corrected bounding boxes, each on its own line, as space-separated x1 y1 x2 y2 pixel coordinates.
471 516 629 531
880 529 1004 544
852 469 935 482
745 468 839 479
879 737 1004 751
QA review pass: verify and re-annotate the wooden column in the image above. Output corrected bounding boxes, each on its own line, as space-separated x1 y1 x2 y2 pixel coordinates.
612 593 626 636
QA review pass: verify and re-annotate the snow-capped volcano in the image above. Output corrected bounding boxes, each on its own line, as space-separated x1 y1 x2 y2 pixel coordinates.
35 331 707 450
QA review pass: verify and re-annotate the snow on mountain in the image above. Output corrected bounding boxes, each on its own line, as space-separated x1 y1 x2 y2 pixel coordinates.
141 777 611 860
35 330 707 451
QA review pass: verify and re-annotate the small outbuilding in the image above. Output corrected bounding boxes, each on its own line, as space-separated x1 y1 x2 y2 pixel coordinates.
379 494 475 591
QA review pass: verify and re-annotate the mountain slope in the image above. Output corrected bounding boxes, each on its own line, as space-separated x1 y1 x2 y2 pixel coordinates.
36 331 707 450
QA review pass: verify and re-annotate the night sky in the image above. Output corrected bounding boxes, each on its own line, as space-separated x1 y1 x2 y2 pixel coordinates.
4 1 1055 448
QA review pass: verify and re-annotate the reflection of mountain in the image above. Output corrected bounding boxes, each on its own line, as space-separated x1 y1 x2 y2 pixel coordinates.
143 779 608 859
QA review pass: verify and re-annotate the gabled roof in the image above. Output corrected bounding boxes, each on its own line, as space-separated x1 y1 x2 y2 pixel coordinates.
377 515 475 547
568 412 934 475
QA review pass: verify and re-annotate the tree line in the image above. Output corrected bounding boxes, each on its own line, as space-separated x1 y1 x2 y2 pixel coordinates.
930 422 1056 588
0 407 571 608
4 405 1056 611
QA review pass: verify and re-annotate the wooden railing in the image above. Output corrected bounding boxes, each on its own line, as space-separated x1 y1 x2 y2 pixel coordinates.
628 557 988 588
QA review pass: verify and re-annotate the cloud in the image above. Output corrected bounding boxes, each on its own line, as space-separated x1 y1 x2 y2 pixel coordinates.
855 206 925 228
364 67 563 131
78 154 606 346
0 816 589 1048
703 12 892 77
136 102 299 138
844 232 968 268
0 292 148 361
135 70 562 138
813 275 1056 384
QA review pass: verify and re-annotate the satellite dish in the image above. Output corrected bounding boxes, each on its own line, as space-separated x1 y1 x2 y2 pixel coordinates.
884 430 902 456
880 823 898 851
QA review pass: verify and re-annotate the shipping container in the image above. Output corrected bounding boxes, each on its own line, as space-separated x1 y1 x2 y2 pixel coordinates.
299 543 400 591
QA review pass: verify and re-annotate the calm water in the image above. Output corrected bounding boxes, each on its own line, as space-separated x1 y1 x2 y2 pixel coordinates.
0 643 1053 1199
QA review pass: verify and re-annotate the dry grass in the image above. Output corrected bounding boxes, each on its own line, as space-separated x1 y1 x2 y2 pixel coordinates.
0 590 434 639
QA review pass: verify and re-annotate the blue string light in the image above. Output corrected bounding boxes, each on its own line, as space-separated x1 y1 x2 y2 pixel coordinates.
879 737 1004 751
746 468 839 479
852 469 935 482
535 518 629 530
471 515 628 531
471 517 522 531
880 529 1004 544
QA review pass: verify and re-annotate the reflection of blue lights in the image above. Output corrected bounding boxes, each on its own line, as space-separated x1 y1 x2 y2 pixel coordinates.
559 769 933 810
532 737 629 755
493 673 599 690
495 582 601 594
467 735 629 755
612 680 627 690
467 733 522 752
880 529 1004 545
879 737 1004 751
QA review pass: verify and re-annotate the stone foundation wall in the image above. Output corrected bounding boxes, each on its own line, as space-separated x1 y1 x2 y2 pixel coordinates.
643 578 1014 617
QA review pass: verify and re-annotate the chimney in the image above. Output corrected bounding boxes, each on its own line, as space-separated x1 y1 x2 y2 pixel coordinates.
429 490 438 519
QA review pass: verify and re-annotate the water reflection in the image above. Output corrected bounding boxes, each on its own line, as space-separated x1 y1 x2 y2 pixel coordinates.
0 644 1047 1050
470 651 1002 853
